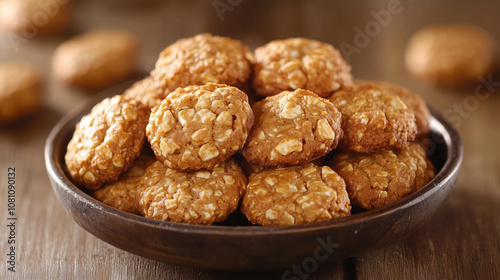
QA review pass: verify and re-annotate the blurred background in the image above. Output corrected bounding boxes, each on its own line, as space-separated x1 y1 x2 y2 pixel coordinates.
1 0 499 279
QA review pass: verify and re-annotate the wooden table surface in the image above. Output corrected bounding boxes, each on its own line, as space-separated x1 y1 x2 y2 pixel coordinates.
1 0 499 279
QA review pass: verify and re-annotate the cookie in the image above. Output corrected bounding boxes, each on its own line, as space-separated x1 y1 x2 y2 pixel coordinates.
241 163 351 226
0 0 71 35
328 84 417 153
136 159 247 225
252 38 353 97
146 83 254 171
0 61 43 124
123 76 162 109
355 80 430 137
91 153 156 214
329 142 435 210
405 23 497 87
242 89 343 167
65 95 150 190
52 29 139 89
152 33 252 98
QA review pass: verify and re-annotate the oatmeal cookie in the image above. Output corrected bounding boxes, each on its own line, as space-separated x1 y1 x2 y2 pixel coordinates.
0 0 71 35
355 80 430 137
242 89 343 167
328 84 417 153
123 76 162 109
91 154 156 214
329 142 435 210
65 95 150 190
0 61 43 124
241 163 351 226
252 38 353 97
136 159 247 225
147 83 254 171
52 29 139 89
152 33 252 98
405 23 497 87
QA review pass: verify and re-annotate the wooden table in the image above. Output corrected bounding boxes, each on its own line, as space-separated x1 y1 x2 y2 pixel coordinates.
1 0 499 279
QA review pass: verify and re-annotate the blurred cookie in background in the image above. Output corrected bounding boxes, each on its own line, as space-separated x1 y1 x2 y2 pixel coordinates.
0 61 43 124
52 29 139 90
405 23 498 87
0 0 72 36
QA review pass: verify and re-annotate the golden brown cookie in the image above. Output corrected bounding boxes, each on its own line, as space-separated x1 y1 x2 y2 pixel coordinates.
252 38 353 97
146 83 254 171
328 84 417 153
123 76 162 109
0 61 43 124
52 29 139 89
136 159 247 225
91 154 156 214
355 80 430 137
242 89 343 167
152 33 252 98
65 95 150 190
329 142 435 210
405 23 498 87
241 163 351 226
0 0 71 35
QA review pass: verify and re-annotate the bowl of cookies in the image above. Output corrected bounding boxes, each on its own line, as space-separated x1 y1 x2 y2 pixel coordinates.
45 34 463 271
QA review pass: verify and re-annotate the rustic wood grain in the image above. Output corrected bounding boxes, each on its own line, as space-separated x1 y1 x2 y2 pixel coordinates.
1 0 499 279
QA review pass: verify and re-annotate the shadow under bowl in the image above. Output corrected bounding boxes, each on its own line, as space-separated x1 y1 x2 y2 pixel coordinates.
45 84 463 271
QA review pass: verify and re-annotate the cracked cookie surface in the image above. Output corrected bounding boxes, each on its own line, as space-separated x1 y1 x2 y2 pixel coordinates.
328 84 417 153
136 159 246 225
242 89 343 167
252 38 353 97
241 163 351 226
329 142 435 210
147 83 254 171
65 95 150 190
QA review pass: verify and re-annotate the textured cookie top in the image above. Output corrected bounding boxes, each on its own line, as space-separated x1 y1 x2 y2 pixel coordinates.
0 61 43 123
330 142 435 210
65 95 150 190
152 33 252 96
355 80 430 137
136 159 247 225
405 23 497 86
52 29 139 89
242 89 343 167
252 38 353 97
123 76 162 109
328 84 417 153
146 83 254 171
92 154 156 214
241 163 351 226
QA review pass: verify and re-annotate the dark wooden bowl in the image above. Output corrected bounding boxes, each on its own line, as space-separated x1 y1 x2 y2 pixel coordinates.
44 83 463 271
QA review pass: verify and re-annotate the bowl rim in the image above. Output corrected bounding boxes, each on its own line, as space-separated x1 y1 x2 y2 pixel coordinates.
44 87 463 237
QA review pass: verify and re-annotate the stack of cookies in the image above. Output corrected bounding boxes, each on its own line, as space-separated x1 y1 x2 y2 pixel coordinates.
65 34 435 227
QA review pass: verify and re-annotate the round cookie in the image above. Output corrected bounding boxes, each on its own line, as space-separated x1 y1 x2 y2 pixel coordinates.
65 95 150 190
136 159 247 225
146 83 254 171
241 163 351 226
329 142 435 210
152 33 252 98
91 153 156 214
252 38 353 97
52 29 139 90
328 84 417 153
0 0 71 35
123 76 162 109
355 80 430 137
242 89 343 167
0 61 43 124
405 23 497 87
